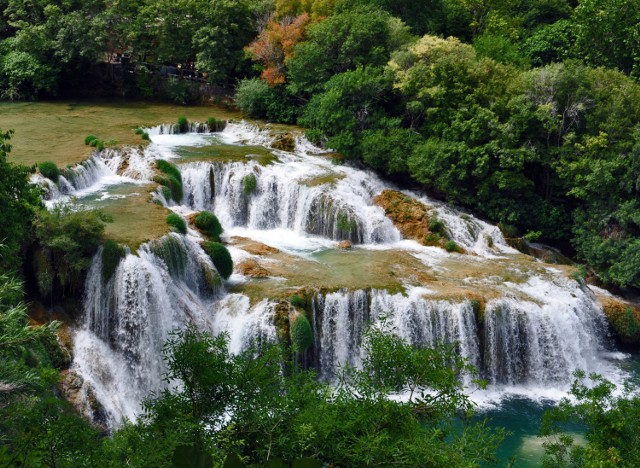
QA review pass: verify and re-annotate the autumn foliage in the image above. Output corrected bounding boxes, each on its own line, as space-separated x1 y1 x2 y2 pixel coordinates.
246 14 311 85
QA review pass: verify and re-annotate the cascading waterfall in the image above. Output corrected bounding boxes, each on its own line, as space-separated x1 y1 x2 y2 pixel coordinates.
73 234 275 427
180 159 400 243
63 119 628 429
309 284 613 389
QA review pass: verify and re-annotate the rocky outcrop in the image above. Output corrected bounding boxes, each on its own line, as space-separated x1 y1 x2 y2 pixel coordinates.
338 240 352 249
271 133 296 152
373 190 432 243
230 236 280 256
236 258 271 278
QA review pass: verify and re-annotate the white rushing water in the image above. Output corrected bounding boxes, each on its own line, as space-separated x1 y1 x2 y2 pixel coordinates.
63 120 629 427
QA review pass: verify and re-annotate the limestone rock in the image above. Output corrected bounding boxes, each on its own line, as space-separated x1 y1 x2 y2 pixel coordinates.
373 189 432 243
338 240 352 249
236 258 271 278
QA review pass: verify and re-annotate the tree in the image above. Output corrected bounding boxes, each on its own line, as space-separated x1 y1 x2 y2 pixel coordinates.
541 372 640 466
286 9 397 96
32 203 111 299
0 129 42 274
105 324 505 466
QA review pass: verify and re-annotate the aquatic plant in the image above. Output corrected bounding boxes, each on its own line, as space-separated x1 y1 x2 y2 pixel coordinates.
102 239 126 282
242 173 257 196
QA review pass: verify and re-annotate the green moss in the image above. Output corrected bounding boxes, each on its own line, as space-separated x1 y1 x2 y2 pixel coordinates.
290 314 313 352
242 173 257 196
38 161 60 182
96 140 104 151
102 239 126 283
89 138 99 147
290 293 306 308
194 211 223 240
166 213 187 234
202 241 233 279
155 160 183 202
141 132 150 140
150 235 187 278
203 266 223 289
134 128 144 135
84 134 98 145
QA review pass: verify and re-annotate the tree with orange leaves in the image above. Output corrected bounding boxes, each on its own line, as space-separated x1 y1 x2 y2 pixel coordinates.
246 13 312 85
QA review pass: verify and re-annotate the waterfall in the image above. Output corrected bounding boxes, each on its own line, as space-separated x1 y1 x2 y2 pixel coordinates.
73 234 276 427
309 284 612 388
180 159 400 244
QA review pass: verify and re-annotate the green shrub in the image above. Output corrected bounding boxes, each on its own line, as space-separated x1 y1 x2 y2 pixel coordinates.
84 135 97 145
290 294 306 308
96 140 104 151
444 240 463 253
235 78 270 118
428 218 445 234
242 173 257 196
38 161 60 182
202 241 233 279
290 314 313 351
166 213 187 234
177 116 188 133
89 138 99 147
142 132 150 140
424 233 442 246
166 76 195 105
134 128 144 135
195 211 223 240
499 223 520 239
102 239 126 282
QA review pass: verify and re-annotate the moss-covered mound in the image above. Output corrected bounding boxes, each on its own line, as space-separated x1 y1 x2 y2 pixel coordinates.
202 241 233 279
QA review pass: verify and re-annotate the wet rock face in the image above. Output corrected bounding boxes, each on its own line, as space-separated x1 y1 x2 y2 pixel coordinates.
338 240 352 249
60 370 108 428
236 258 271 278
270 133 296 152
373 190 433 243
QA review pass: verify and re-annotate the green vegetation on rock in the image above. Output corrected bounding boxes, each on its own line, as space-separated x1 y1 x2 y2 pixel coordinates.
37 161 60 183
242 173 257 196
166 213 187 234
155 159 183 202
194 211 223 240
202 241 233 280
101 240 126 283
290 314 313 351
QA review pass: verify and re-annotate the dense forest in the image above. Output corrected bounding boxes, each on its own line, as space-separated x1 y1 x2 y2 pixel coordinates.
2 0 640 466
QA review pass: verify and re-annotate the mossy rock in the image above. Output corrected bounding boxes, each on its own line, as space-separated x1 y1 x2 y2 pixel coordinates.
290 313 313 352
166 213 187 234
38 161 60 183
601 298 640 344
194 211 223 240
202 241 233 279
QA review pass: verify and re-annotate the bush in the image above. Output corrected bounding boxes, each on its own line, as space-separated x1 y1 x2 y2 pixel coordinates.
428 218 445 235
177 116 188 133
235 78 270 118
38 161 60 183
102 239 126 283
207 117 226 132
166 213 187 234
242 173 257 196
424 233 442 247
142 132 150 140
194 211 223 240
166 76 195 105
290 294 306 308
202 241 233 279
84 135 98 146
96 140 104 151
134 128 144 135
89 138 99 147
290 314 313 351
